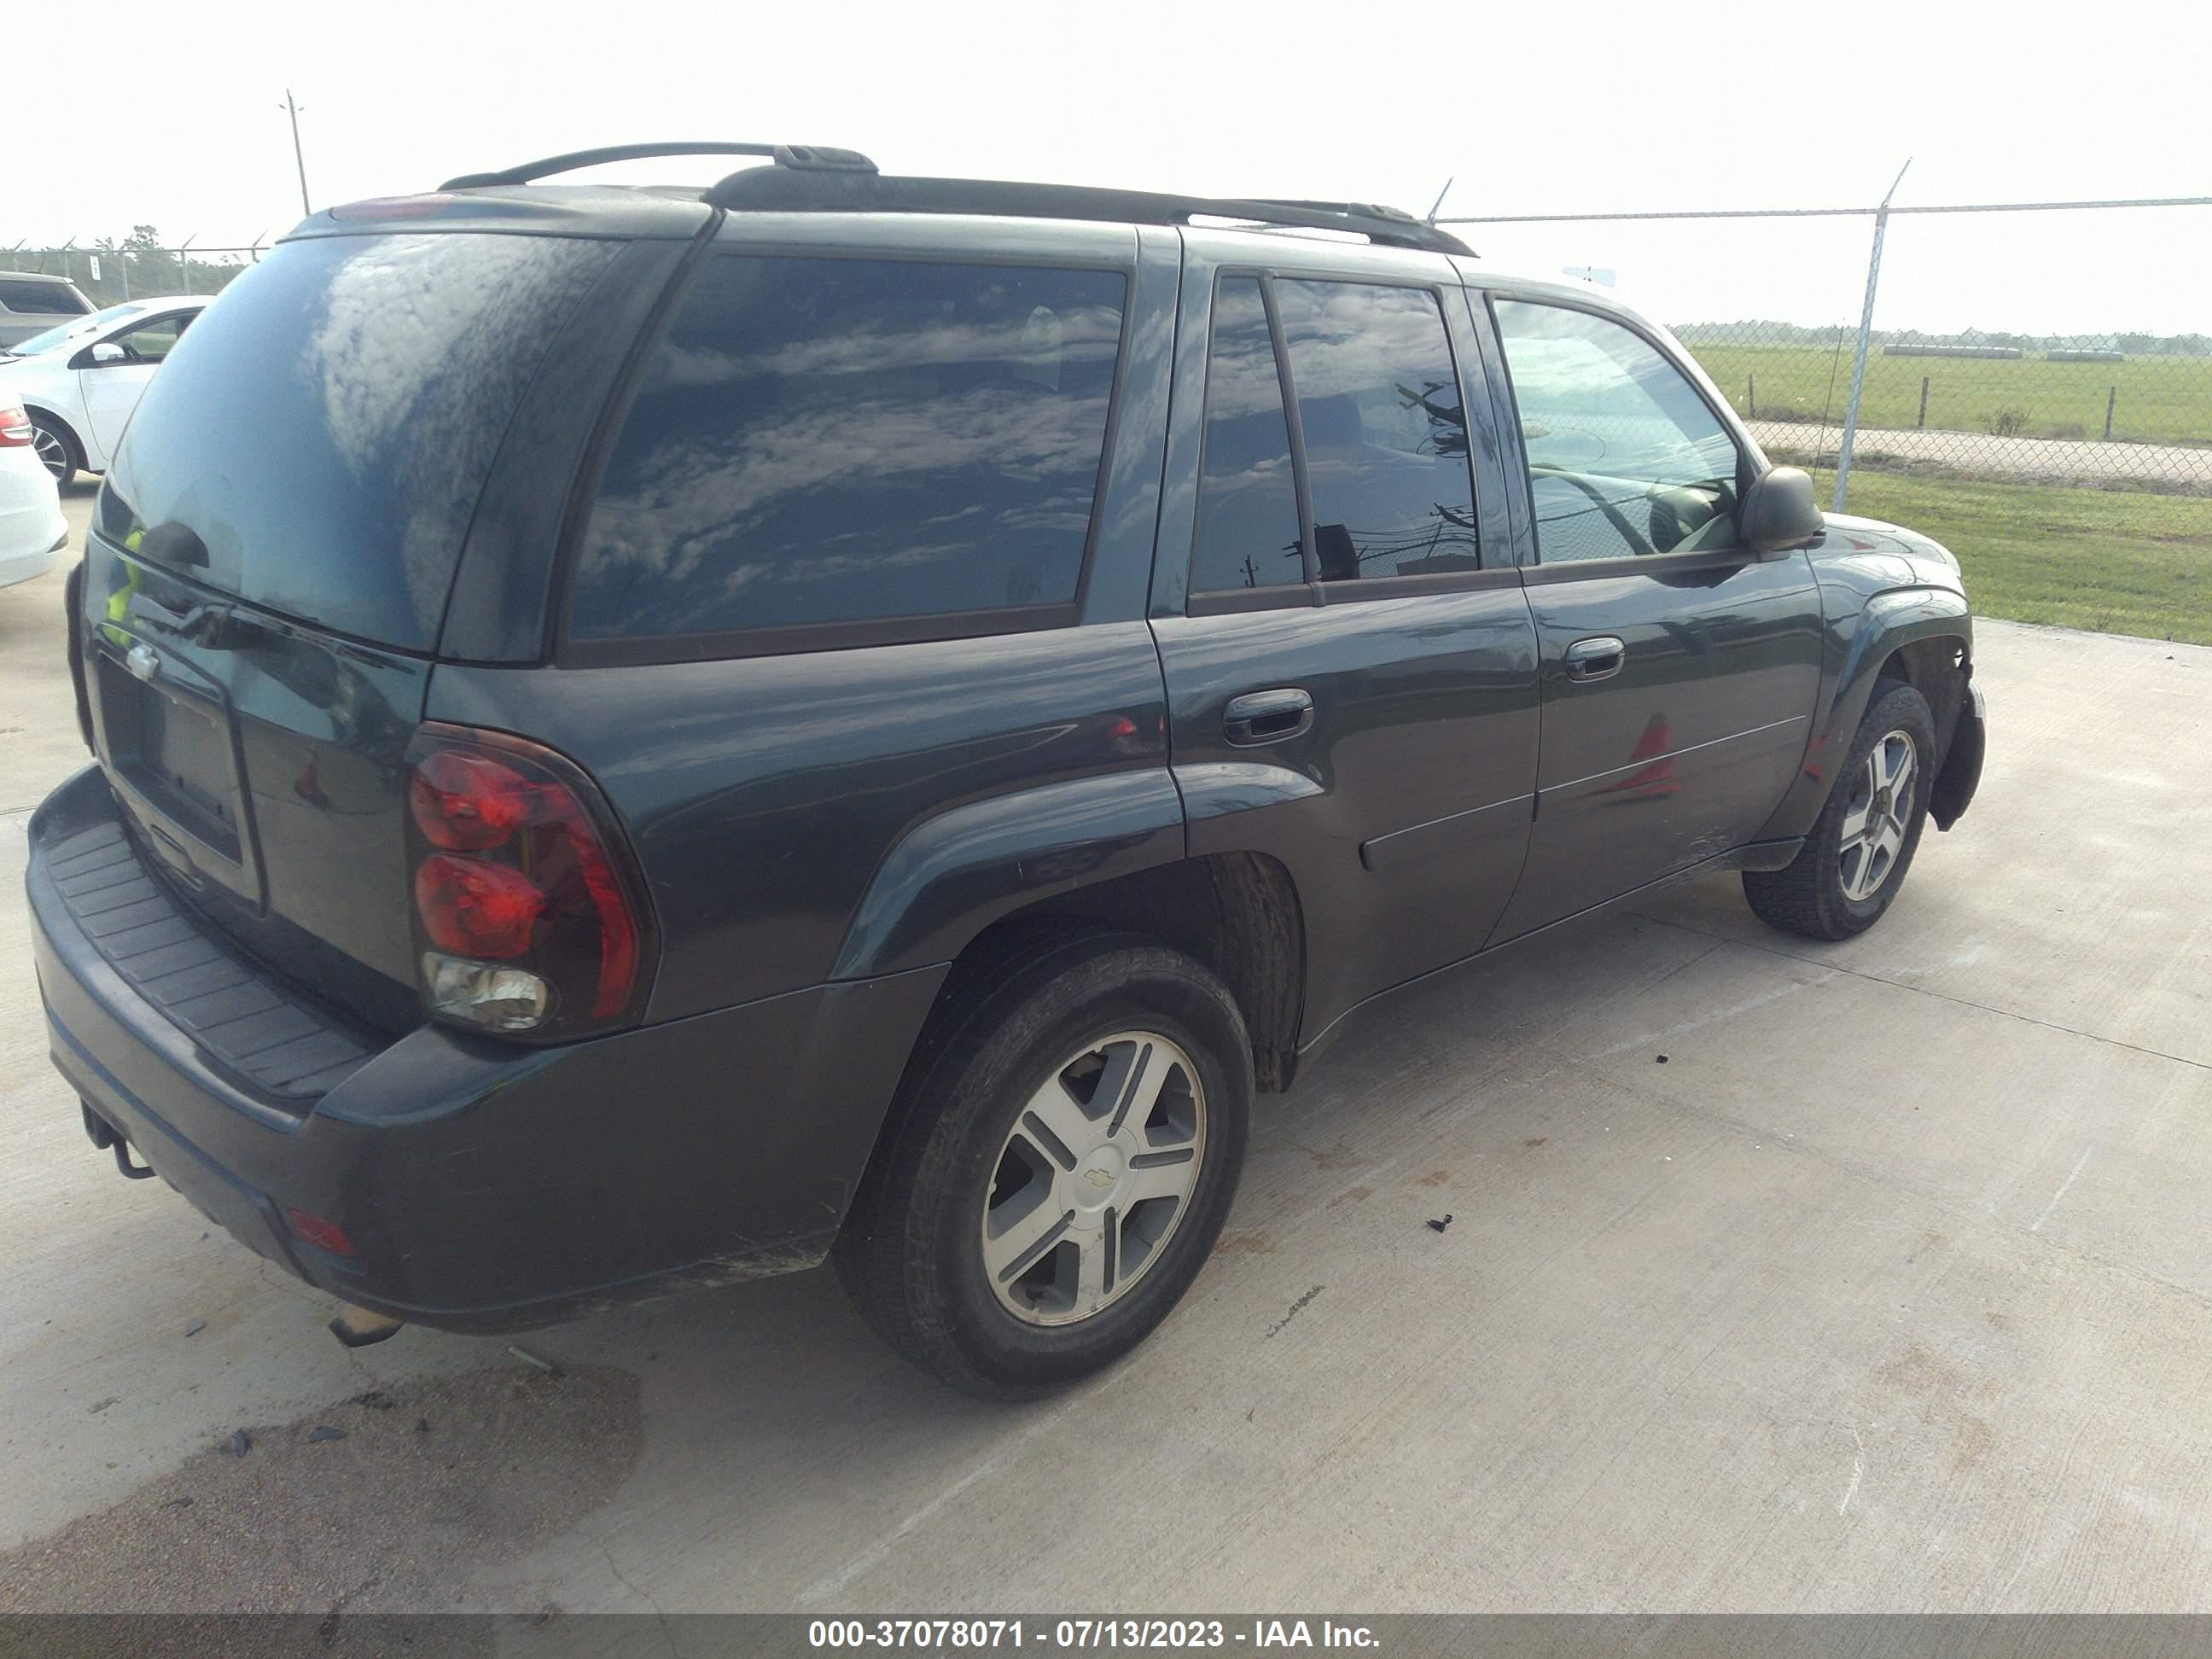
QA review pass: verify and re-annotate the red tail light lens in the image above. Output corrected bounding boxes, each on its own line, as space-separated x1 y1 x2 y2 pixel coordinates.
0 405 32 447
409 751 534 850
415 854 546 958
402 725 655 1040
284 1206 358 1258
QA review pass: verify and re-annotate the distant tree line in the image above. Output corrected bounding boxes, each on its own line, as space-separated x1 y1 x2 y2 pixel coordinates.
3 227 255 307
1670 319 2212 357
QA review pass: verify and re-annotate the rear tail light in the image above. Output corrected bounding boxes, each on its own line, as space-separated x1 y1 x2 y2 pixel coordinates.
402 724 655 1041
0 404 32 447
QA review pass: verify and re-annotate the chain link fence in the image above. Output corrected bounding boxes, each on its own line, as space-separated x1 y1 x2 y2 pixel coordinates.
10 206 2212 503
1674 318 2212 493
13 209 2210 499
3 238 261 307
1445 195 2212 499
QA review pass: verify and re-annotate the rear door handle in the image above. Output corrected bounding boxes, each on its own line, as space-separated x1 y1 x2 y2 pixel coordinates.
1563 636 1627 683
1223 687 1313 746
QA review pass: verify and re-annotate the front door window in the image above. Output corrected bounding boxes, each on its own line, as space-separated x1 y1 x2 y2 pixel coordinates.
1493 300 1742 562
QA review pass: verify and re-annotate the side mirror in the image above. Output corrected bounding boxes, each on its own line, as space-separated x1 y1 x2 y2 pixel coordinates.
88 341 126 366
1738 466 1825 555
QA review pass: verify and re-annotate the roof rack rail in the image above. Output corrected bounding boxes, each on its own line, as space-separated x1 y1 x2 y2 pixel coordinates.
701 167 1474 256
439 142 876 192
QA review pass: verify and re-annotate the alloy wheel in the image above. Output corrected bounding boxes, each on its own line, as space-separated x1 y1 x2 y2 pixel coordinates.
982 1030 1206 1327
1839 730 1918 902
32 424 68 483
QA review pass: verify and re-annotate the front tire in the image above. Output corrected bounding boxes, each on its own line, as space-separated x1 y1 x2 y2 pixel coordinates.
1743 679 1937 940
835 929 1252 1400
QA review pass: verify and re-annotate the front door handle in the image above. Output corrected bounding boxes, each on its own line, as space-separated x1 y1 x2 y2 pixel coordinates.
1563 636 1627 683
1223 686 1314 746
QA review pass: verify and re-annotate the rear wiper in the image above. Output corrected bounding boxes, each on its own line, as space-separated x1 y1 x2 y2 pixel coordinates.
125 591 274 651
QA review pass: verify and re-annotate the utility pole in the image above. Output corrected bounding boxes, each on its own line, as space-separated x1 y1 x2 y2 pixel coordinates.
280 90 311 217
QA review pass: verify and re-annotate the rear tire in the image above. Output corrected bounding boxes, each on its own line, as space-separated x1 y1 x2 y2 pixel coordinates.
28 414 77 489
835 928 1251 1400
1743 680 1937 940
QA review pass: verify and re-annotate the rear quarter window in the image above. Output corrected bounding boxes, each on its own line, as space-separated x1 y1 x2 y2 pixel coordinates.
568 253 1127 647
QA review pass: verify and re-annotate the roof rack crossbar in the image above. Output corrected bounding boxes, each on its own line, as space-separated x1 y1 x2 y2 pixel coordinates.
699 169 1474 255
439 142 876 192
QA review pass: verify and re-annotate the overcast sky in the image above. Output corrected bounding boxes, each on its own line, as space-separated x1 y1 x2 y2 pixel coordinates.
10 0 2209 334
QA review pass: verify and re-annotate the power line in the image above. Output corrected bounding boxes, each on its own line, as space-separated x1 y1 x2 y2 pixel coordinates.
1441 195 2212 225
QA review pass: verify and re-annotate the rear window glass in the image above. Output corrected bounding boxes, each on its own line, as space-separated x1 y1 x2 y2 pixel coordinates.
0 278 89 315
98 232 615 650
568 253 1126 643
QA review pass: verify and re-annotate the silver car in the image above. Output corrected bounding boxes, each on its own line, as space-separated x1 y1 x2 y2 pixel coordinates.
0 271 96 350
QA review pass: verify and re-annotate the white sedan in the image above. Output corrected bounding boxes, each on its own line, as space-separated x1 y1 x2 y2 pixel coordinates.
0 400 68 589
0 295 210 487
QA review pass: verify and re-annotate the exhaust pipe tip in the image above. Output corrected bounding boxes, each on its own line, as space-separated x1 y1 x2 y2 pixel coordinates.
328 1304 405 1348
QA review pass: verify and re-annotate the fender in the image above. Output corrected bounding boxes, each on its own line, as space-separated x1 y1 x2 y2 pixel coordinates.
829 768 1186 981
1755 583 1972 843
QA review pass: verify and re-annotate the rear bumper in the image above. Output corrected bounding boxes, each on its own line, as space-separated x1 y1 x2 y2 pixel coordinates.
29 765 946 1333
0 510 67 589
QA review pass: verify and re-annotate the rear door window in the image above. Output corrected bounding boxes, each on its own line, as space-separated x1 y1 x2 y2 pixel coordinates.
1275 279 1478 580
1190 276 1306 594
568 254 1128 645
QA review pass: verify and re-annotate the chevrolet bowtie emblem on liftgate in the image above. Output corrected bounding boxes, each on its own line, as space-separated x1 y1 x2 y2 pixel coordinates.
125 642 160 684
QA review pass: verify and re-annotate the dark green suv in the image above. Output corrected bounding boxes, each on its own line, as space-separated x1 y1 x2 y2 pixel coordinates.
27 143 1983 1399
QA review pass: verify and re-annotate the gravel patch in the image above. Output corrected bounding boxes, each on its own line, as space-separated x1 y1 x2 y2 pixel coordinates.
0 1361 643 1635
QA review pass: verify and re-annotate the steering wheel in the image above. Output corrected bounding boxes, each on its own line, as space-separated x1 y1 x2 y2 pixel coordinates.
1533 465 1656 558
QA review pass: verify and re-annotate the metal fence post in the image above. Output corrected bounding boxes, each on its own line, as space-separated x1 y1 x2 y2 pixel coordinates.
1831 160 1912 513
2104 386 2117 441
1918 375 1929 428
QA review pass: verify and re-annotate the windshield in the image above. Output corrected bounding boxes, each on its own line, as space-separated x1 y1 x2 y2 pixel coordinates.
4 301 149 358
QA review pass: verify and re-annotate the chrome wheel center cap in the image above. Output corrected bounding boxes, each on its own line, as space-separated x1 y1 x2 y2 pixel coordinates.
1075 1144 1126 1210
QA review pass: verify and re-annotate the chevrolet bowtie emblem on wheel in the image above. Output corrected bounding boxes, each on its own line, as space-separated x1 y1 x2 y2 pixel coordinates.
125 643 160 684
1084 1167 1115 1190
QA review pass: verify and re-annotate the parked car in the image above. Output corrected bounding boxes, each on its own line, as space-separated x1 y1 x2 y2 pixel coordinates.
27 145 1985 1399
0 296 210 486
0 271 94 350
0 401 67 587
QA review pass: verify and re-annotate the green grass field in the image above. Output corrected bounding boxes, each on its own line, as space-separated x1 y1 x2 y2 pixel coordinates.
1684 341 2212 447
1810 467 2212 644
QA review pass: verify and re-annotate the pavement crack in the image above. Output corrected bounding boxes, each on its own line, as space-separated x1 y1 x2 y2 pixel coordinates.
1632 911 2212 1075
591 1530 680 1654
1264 1284 1325 1339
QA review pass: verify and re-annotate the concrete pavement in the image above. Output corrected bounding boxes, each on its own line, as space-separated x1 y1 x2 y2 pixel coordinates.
3 483 2209 1613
